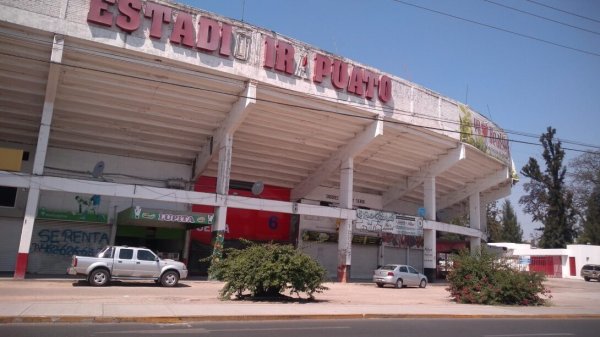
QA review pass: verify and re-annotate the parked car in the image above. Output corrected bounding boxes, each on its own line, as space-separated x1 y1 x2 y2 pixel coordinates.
581 264 600 282
372 264 428 288
67 246 188 287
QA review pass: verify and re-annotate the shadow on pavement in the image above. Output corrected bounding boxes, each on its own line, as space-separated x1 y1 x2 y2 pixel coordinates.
71 280 192 288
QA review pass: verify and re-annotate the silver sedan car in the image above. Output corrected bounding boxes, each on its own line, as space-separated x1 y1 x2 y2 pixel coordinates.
372 264 428 288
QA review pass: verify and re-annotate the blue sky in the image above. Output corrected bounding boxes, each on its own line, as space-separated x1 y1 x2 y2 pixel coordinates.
180 0 600 240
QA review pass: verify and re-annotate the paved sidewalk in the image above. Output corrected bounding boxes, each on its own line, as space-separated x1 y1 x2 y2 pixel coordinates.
0 277 599 323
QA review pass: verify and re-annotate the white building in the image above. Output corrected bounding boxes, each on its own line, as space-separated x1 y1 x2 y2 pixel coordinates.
0 0 514 281
488 243 600 279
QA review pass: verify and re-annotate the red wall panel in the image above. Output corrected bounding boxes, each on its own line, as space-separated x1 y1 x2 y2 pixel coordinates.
191 176 291 244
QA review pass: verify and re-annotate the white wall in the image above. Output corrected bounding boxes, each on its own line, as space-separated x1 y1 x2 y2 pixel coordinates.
38 147 194 221
488 243 600 279
0 0 509 153
567 245 600 279
384 199 422 218
0 142 35 218
45 147 192 187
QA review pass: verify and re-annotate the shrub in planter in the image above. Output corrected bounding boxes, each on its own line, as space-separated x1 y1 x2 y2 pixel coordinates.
446 249 552 306
208 241 328 300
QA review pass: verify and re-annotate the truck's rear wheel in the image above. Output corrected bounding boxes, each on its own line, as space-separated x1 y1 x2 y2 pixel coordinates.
160 270 179 287
89 269 109 287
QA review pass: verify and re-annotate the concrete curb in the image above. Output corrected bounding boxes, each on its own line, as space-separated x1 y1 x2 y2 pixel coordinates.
3 313 600 324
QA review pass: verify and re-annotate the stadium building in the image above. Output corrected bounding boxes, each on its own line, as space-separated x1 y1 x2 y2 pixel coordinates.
0 0 514 281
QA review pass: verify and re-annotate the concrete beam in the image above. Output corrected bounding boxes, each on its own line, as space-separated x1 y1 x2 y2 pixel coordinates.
33 35 64 175
193 81 256 180
386 122 457 148
437 167 510 210
423 220 485 239
15 35 64 279
481 182 512 205
290 118 383 201
0 171 355 220
382 144 465 206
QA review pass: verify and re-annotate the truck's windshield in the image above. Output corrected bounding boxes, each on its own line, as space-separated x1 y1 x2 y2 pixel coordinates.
96 246 114 258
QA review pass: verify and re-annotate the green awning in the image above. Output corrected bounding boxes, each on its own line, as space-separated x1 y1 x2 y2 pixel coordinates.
117 206 214 230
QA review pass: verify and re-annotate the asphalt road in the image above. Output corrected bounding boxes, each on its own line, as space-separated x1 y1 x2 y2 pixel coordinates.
1 318 599 337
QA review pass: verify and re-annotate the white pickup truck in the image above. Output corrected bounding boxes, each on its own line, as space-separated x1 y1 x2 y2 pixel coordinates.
67 246 188 287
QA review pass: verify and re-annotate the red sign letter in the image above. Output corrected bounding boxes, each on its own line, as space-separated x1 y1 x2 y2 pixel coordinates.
363 70 379 101
263 36 276 69
347 66 365 96
87 0 115 27
378 75 392 103
219 23 232 57
331 59 348 90
197 17 220 52
116 0 142 33
275 40 295 75
170 12 195 48
313 53 332 83
144 2 171 39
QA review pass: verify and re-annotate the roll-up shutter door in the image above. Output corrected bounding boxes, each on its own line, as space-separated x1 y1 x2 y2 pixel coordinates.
383 246 408 266
0 217 23 271
409 248 424 272
27 220 111 275
301 242 338 280
351 244 379 279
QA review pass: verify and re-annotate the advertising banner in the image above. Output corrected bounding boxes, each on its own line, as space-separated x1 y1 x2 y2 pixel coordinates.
354 209 423 248
354 209 423 236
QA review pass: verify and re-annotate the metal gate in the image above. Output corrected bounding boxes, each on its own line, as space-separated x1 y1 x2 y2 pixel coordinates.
351 244 378 279
530 256 562 278
0 217 23 272
409 248 424 272
383 246 408 265
301 241 338 280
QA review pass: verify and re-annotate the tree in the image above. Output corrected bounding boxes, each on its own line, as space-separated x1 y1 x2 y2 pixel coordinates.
500 199 523 243
580 176 600 244
208 241 328 300
569 151 600 209
519 127 576 248
446 249 551 306
569 151 600 244
486 201 503 242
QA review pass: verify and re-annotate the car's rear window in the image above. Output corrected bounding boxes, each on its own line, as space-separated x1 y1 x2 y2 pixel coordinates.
381 265 396 270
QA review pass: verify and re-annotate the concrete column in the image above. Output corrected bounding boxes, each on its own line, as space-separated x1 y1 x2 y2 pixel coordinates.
211 133 233 264
424 177 436 221
469 192 481 254
337 158 353 283
423 176 436 282
182 229 191 266
480 200 488 242
14 35 64 279
14 185 40 279
109 199 118 246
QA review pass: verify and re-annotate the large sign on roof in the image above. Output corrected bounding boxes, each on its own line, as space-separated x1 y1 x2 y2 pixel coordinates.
459 105 510 163
82 0 511 163
87 0 392 103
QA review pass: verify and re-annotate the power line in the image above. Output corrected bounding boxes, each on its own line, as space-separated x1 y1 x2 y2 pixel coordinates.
1 48 599 155
525 0 600 24
2 30 599 152
390 0 600 57
1 34 600 154
485 0 600 36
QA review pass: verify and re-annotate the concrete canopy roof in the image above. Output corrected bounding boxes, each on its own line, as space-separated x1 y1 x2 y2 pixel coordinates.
0 19 510 212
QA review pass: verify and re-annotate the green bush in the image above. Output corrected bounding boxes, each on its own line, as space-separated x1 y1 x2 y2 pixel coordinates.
446 249 552 306
208 241 328 300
